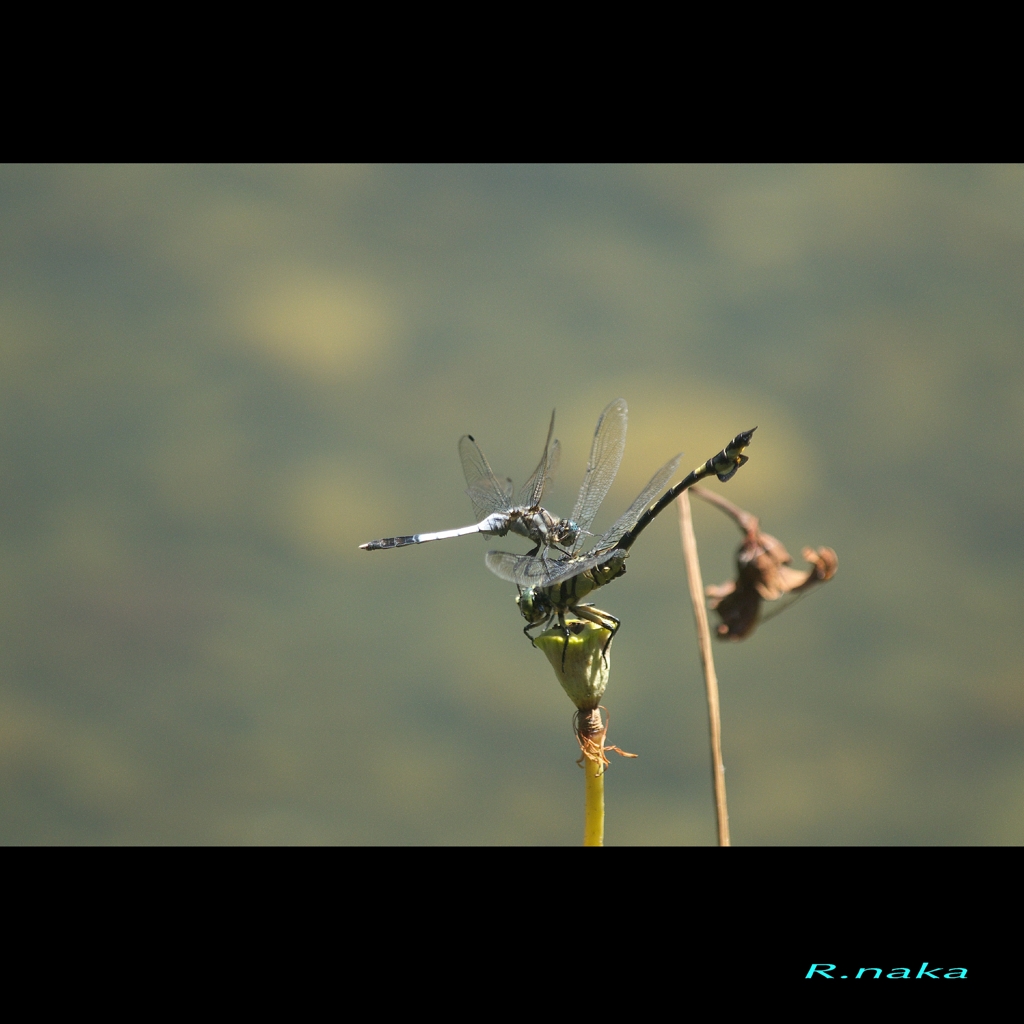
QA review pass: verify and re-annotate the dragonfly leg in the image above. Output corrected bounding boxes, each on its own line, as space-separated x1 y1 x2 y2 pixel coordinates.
573 604 620 664
557 611 571 670
600 617 620 661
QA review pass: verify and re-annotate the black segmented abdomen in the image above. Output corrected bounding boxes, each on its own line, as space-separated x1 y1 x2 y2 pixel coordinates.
362 535 418 550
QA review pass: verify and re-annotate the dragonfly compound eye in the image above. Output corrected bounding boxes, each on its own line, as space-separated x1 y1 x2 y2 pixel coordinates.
517 588 552 627
554 520 581 546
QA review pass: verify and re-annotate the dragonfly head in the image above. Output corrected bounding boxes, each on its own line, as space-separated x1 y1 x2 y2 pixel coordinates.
516 587 553 627
551 518 582 547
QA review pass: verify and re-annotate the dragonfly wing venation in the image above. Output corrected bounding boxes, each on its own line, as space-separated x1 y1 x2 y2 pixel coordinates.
594 453 682 549
518 438 560 510
459 434 513 520
486 546 627 589
485 550 555 586
517 409 559 509
541 547 627 588
570 398 628 538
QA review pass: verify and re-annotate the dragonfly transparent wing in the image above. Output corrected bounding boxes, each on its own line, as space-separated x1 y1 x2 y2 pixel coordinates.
459 434 514 520
485 454 682 585
569 398 628 543
516 409 559 509
486 546 628 589
485 550 555 587
592 453 683 550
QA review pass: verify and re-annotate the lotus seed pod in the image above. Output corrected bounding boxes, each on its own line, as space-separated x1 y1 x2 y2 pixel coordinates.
533 620 613 711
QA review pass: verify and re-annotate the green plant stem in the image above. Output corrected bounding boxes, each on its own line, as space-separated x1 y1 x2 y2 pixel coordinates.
678 491 731 847
583 724 605 847
535 625 622 846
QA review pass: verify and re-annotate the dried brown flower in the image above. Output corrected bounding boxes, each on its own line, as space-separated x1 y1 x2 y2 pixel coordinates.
691 486 837 641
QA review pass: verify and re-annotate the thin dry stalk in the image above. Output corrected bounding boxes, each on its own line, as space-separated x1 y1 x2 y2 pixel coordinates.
677 490 730 847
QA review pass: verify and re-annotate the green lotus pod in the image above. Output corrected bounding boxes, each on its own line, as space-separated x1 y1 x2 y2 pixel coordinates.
533 619 613 711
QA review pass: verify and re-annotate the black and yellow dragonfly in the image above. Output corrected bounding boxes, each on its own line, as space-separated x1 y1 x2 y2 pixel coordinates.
485 428 756 665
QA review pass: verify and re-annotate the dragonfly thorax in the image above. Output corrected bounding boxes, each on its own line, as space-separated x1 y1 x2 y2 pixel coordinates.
504 509 578 550
515 554 628 629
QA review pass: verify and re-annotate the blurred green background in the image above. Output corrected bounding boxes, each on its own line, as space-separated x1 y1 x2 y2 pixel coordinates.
1 164 1021 845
